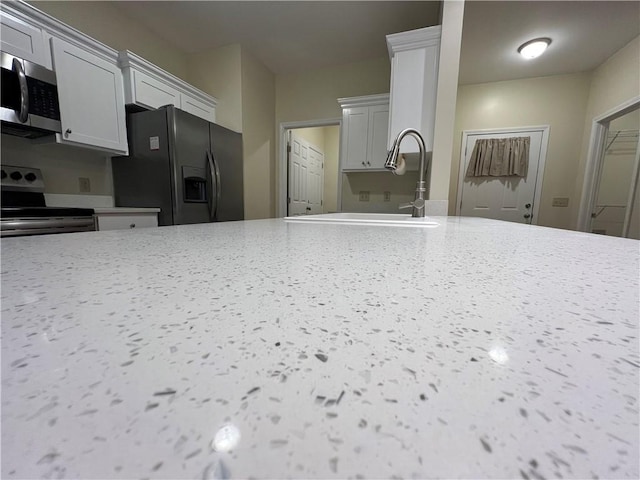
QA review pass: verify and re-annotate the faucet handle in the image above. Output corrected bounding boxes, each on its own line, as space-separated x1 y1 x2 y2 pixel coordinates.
399 198 426 211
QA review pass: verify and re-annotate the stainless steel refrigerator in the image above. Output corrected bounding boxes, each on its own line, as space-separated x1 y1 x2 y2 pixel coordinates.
112 106 243 226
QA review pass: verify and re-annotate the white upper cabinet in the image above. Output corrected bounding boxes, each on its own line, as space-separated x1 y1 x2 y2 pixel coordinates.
51 37 128 154
339 94 390 171
129 68 180 111
119 51 217 123
0 9 50 67
386 25 441 154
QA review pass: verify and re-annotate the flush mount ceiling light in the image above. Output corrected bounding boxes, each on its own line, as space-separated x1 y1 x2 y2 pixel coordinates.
518 38 551 59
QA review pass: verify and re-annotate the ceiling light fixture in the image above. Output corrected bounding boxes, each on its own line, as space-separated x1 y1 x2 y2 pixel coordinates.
518 38 551 59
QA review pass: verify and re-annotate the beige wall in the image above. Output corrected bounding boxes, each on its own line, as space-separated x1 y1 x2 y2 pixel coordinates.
1 135 112 195
187 44 243 133
574 35 640 227
29 1 188 79
275 57 394 215
341 171 419 213
451 72 592 229
241 49 276 219
275 57 391 124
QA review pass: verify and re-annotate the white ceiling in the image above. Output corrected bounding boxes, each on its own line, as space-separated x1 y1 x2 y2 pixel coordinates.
112 1 441 74
112 1 639 82
460 1 640 84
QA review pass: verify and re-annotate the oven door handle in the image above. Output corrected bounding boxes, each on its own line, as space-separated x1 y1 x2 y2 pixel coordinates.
13 58 29 123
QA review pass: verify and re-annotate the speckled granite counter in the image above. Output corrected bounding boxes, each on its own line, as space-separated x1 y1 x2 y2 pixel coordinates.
2 217 638 479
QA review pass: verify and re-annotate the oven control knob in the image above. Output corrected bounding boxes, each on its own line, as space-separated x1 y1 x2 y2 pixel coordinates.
1 170 6 179
24 172 37 182
10 171 23 181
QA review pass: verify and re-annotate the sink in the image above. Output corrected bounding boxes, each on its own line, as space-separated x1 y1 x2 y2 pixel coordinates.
284 213 439 227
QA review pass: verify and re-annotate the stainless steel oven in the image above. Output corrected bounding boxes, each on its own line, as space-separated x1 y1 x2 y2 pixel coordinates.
0 52 62 138
1 166 95 237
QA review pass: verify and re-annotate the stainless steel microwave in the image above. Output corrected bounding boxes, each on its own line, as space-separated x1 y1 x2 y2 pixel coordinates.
0 52 62 138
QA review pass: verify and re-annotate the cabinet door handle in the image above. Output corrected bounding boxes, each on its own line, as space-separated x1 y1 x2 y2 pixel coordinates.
129 223 136 228
65 129 72 137
523 214 531 219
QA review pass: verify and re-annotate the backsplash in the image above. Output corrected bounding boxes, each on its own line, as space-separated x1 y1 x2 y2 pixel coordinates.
1 134 113 195
341 171 420 213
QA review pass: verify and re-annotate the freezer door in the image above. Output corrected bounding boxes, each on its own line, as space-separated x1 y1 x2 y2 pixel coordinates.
112 108 175 226
171 108 213 225
210 123 244 221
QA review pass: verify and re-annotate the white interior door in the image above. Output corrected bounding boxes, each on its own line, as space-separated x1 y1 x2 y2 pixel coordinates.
288 131 309 216
458 129 545 224
308 146 324 214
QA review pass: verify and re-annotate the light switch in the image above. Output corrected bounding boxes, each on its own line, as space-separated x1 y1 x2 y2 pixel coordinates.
359 191 370 202
383 191 391 202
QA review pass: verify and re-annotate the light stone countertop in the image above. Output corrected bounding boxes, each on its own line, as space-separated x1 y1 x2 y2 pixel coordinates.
1 217 638 479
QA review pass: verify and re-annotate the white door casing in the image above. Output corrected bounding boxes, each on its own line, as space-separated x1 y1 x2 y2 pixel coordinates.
456 127 549 224
277 119 341 218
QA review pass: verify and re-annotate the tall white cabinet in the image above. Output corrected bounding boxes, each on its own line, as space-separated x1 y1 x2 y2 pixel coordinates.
386 25 441 154
338 94 390 172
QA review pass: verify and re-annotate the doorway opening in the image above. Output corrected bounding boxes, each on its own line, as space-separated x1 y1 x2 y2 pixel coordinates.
578 96 640 239
278 119 341 217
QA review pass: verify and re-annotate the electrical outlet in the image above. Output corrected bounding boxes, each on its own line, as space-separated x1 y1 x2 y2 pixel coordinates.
79 177 91 193
383 191 391 202
552 197 569 207
359 191 370 202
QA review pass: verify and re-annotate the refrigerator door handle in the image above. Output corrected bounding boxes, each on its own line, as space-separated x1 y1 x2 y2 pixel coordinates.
209 150 221 221
206 151 215 221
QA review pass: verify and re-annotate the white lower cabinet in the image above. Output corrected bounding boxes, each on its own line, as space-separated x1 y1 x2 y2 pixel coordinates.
95 212 159 231
338 94 390 171
51 37 128 155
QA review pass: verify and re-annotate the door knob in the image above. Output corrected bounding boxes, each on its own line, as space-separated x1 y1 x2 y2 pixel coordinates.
525 203 531 209
524 213 531 219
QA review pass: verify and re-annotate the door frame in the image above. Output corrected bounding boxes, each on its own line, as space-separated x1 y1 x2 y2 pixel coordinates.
577 95 640 233
277 118 341 218
455 125 550 224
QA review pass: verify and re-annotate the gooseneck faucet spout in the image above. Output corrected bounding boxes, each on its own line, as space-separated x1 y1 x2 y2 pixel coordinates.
384 128 428 217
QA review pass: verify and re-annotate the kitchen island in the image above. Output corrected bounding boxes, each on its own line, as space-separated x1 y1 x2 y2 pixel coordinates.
1 217 638 479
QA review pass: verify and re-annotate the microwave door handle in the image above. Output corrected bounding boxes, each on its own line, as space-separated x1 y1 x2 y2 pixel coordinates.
206 151 215 222
13 58 29 123
210 150 221 220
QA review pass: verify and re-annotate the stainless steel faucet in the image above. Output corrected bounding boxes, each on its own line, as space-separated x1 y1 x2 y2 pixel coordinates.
384 128 428 218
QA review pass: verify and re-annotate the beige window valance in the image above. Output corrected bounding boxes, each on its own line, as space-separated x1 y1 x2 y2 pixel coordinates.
465 136 530 177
